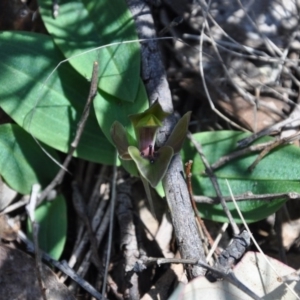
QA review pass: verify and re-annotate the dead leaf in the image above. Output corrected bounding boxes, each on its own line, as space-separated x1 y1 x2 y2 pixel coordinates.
171 251 300 300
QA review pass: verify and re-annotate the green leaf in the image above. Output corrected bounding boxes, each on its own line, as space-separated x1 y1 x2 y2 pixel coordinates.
0 124 60 195
39 0 140 102
181 131 300 223
128 145 174 187
27 194 67 260
0 31 115 164
94 79 149 145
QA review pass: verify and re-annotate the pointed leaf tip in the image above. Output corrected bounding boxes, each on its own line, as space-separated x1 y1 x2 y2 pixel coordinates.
129 101 170 129
136 114 162 128
165 111 191 153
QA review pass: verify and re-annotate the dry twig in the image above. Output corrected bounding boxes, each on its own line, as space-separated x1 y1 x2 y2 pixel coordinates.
187 132 239 235
185 160 219 254
126 0 206 277
37 61 99 205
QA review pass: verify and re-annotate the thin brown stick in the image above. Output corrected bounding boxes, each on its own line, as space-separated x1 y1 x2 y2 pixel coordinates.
237 113 300 148
185 160 219 254
194 191 300 204
71 62 99 148
26 184 47 300
71 181 102 269
102 158 117 297
186 31 300 72
248 131 300 171
0 196 29 215
210 131 300 172
9 221 102 299
187 132 240 235
32 222 47 300
210 140 276 170
63 175 109 284
198 14 248 131
69 203 111 287
37 61 99 206
158 16 183 36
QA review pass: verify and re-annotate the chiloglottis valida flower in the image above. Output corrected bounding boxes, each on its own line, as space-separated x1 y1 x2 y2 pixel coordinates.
110 101 191 188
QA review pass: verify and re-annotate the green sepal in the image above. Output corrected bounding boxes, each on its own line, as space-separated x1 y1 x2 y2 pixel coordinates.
136 114 162 128
140 175 156 218
120 159 139 177
165 111 191 154
110 121 131 160
128 145 174 187
129 101 169 129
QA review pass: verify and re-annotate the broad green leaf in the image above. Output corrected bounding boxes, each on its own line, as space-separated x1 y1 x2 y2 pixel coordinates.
181 131 300 223
0 124 60 195
94 79 148 145
128 145 173 187
39 0 140 102
27 194 67 260
0 31 115 164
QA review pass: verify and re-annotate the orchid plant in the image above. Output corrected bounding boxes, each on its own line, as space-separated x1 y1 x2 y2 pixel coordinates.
110 102 191 213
